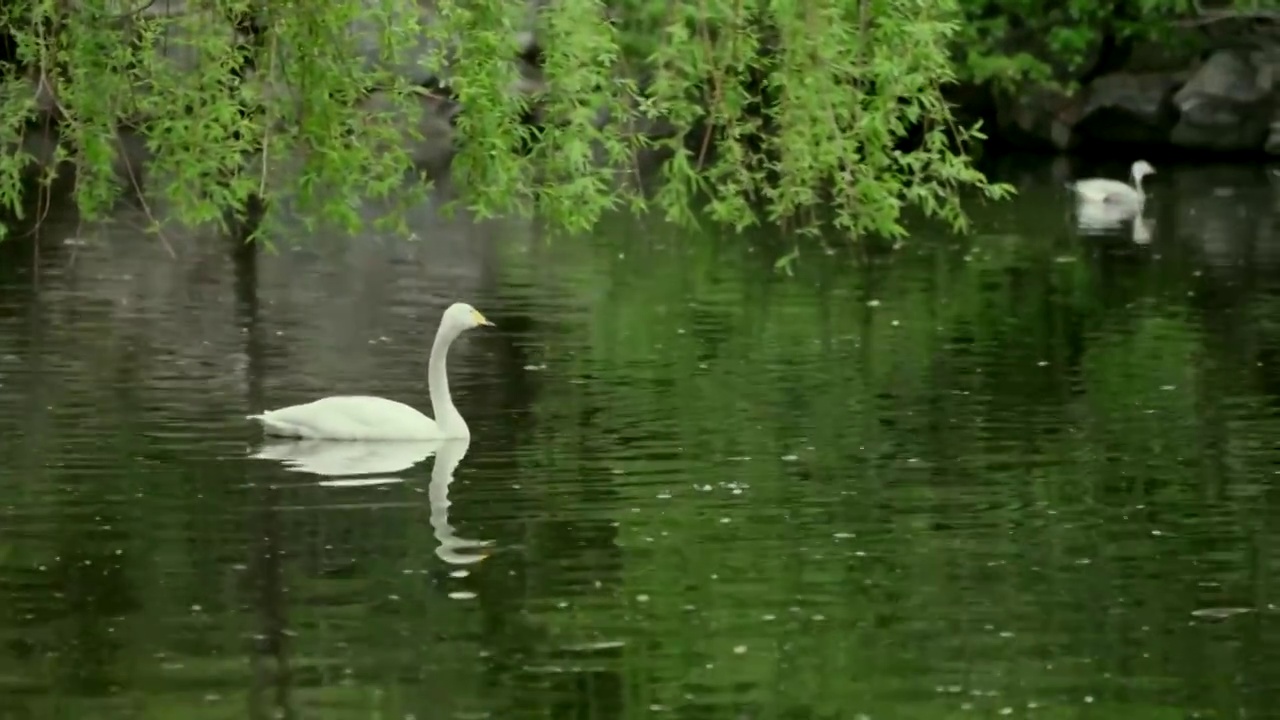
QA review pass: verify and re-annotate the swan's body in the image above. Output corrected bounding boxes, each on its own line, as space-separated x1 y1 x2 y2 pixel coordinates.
1070 160 1155 211
249 396 443 441
247 302 493 441
1074 198 1137 234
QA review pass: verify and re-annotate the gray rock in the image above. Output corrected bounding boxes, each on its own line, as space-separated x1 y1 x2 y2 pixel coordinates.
358 89 458 173
6 123 61 184
1259 47 1280 155
1072 72 1181 146
12 68 62 121
347 0 548 86
993 84 1078 151
134 0 449 85
348 1 451 86
1170 49 1273 152
133 0 243 76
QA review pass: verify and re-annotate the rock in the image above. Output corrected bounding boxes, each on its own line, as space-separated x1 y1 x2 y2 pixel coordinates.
1122 27 1211 74
1170 49 1273 152
359 89 458 173
512 58 546 99
7 124 61 184
120 0 248 125
134 0 245 76
7 69 63 122
1259 46 1280 155
992 83 1079 151
2 69 143 187
347 0 549 86
1268 109 1280 155
1072 72 1181 146
943 81 996 130
348 1 450 86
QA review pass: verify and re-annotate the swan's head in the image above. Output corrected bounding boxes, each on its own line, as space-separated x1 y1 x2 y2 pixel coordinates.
1131 160 1156 181
443 302 495 334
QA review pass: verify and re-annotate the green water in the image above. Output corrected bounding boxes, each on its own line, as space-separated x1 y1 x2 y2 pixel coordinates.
1 158 1279 719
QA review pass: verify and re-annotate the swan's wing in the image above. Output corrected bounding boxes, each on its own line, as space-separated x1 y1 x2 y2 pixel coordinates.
1075 200 1137 231
249 395 439 440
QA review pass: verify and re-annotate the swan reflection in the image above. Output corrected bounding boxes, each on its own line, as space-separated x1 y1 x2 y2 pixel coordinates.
1074 202 1153 244
429 437 495 566
250 439 438 484
250 436 494 565
1131 216 1153 245
1074 200 1134 233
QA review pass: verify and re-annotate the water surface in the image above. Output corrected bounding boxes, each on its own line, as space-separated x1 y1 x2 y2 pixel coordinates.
1 158 1279 719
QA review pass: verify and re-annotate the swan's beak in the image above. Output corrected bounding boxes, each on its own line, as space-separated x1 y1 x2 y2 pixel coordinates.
472 310 495 327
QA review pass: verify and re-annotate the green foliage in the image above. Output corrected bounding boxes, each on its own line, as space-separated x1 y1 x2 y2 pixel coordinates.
0 0 1014 246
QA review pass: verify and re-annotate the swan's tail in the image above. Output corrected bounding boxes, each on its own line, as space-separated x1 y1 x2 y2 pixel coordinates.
245 411 304 438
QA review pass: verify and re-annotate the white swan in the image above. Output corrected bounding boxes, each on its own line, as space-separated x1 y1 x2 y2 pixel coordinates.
1070 160 1155 210
246 302 494 440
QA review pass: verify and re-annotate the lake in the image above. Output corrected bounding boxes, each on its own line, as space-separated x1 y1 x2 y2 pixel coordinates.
1 157 1278 719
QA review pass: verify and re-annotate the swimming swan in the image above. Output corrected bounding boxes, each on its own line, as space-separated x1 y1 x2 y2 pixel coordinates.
1069 160 1156 210
246 302 494 440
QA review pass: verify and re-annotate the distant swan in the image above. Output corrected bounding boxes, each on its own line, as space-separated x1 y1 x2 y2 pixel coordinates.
246 302 494 440
1070 160 1155 211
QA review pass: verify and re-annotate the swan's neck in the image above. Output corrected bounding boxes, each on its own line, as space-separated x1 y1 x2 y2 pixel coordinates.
1132 174 1146 196
428 326 467 437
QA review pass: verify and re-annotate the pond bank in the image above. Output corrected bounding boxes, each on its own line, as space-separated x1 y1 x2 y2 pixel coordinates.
2 2 1277 226
958 14 1280 158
